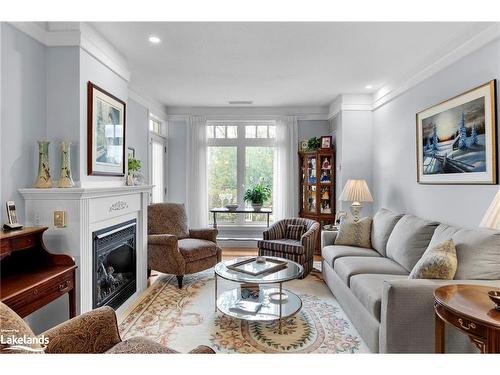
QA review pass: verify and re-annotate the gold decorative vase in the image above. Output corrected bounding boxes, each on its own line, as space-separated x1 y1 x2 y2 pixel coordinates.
33 140 53 188
57 141 75 188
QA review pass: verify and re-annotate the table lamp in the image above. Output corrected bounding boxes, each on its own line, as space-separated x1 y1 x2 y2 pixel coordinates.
480 188 500 230
339 179 373 222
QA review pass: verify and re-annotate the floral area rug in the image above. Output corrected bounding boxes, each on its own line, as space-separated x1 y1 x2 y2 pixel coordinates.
118 266 369 353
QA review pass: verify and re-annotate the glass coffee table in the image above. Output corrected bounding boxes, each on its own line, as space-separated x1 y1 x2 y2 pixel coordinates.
214 256 304 333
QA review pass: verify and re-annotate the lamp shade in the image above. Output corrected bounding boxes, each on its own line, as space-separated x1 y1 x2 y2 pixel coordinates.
480 189 500 230
339 179 373 203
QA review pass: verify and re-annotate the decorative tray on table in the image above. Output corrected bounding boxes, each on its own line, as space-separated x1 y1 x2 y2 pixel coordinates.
227 257 288 276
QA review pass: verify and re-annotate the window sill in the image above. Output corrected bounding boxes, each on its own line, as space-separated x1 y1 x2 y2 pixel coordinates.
211 224 271 230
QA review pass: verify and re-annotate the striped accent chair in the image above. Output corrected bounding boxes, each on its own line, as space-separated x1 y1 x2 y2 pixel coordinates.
257 218 320 278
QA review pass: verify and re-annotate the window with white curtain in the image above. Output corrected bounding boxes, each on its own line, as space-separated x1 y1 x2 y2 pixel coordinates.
149 116 167 203
206 121 276 225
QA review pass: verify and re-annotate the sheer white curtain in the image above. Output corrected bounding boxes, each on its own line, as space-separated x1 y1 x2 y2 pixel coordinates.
274 116 299 220
186 115 208 228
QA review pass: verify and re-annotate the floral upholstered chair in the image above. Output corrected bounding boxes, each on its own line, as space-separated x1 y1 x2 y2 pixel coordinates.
257 218 320 278
0 302 215 354
148 203 222 288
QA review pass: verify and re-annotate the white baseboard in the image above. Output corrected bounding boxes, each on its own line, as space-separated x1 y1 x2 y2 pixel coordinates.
218 240 258 248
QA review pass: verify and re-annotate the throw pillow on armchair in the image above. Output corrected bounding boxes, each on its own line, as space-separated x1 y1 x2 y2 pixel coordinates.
285 224 306 240
334 216 372 249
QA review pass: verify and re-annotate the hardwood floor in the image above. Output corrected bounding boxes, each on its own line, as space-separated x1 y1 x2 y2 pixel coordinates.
221 247 258 259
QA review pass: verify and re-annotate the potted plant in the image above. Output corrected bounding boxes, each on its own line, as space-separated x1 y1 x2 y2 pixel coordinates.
244 182 271 211
307 137 321 151
127 156 142 186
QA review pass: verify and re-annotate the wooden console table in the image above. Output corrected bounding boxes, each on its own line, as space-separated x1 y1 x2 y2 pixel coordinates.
434 284 500 353
0 227 77 318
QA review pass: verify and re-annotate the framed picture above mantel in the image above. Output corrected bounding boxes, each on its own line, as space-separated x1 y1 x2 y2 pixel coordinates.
87 81 127 176
416 80 497 185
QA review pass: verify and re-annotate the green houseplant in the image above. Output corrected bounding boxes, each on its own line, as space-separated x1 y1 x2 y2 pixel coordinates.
307 137 321 151
244 182 271 211
127 156 142 186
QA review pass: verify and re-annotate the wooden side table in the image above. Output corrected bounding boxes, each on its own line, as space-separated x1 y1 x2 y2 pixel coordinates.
434 284 500 353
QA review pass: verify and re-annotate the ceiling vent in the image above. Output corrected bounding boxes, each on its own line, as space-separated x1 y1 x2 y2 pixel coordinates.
228 101 253 105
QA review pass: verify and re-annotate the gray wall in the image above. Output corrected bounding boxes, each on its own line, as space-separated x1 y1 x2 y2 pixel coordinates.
338 110 374 216
298 119 330 140
372 38 500 229
1 23 47 224
46 46 80 182
127 98 150 182
330 115 342 207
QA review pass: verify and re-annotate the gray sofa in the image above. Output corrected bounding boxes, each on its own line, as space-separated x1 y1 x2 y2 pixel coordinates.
321 208 500 353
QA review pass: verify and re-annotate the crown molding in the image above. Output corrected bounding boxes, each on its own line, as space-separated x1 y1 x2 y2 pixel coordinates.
328 94 373 119
128 88 168 121
167 114 190 122
9 22 80 45
166 105 330 121
8 22 131 82
167 113 328 122
372 23 500 110
79 23 130 82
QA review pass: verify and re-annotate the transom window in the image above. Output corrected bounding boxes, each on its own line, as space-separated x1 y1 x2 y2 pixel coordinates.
149 116 165 136
207 121 276 225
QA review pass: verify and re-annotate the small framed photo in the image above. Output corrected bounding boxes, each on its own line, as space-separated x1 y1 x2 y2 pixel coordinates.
299 140 308 151
320 136 332 149
127 147 135 159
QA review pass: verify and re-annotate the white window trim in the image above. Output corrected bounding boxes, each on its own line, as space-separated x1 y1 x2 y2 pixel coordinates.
149 113 167 137
207 120 276 226
148 111 168 202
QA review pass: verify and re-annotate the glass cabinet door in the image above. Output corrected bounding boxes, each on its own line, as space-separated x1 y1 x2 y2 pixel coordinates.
307 185 317 213
319 155 332 184
307 155 317 184
320 186 333 214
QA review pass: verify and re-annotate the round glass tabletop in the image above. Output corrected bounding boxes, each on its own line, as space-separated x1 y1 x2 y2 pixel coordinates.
214 256 303 284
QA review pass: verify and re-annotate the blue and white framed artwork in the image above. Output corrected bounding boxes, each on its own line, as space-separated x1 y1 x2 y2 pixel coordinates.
416 80 497 184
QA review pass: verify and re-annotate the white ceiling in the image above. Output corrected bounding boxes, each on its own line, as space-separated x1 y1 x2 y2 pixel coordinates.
90 22 493 107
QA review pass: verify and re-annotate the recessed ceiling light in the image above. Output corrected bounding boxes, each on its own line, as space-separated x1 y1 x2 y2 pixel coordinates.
365 85 373 89
148 35 161 44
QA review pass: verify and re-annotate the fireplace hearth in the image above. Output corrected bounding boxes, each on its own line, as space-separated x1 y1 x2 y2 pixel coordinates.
93 219 137 309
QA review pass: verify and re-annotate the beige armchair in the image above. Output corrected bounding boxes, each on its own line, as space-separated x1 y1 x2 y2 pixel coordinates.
148 203 222 288
0 302 215 354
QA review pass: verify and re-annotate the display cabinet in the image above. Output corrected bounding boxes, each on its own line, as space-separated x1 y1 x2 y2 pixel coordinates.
299 149 336 252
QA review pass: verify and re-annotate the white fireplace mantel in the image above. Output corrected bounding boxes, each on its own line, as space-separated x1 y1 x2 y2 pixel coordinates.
19 185 153 199
19 185 153 319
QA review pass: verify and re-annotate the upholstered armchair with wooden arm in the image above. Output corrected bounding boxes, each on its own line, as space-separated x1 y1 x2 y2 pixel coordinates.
147 203 222 288
0 302 215 354
257 218 320 278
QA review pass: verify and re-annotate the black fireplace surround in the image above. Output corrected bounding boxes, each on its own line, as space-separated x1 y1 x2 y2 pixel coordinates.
92 219 137 309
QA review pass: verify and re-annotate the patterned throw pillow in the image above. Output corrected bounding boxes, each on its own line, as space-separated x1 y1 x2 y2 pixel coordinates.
334 217 372 249
285 224 306 241
409 239 457 279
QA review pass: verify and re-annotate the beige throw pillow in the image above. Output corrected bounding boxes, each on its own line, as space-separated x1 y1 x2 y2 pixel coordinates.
334 217 372 249
409 239 457 279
